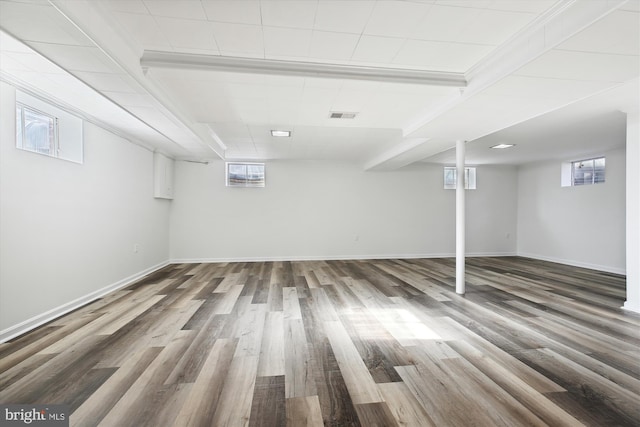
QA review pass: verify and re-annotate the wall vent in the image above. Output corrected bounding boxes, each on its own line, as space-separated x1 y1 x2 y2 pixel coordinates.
329 112 358 119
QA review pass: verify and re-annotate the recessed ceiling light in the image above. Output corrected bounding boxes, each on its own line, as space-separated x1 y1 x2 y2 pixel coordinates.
271 130 291 137
491 143 515 149
329 112 358 119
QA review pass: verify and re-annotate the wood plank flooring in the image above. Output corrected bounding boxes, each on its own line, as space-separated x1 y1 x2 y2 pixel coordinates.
1 257 639 426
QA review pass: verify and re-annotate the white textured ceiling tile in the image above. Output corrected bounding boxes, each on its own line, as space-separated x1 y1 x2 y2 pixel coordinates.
308 31 360 61
226 147 258 159
556 10 640 56
238 108 270 125
487 75 620 101
515 50 640 82
350 35 404 63
392 39 494 71
261 1 318 29
0 53 31 72
267 84 304 101
410 5 480 42
263 27 311 58
154 17 218 51
156 82 239 121
0 1 93 47
2 51 65 73
267 99 301 118
620 0 640 12
0 32 34 53
192 101 241 122
485 0 555 13
107 0 148 14
301 86 340 104
331 89 376 112
103 91 156 108
142 0 207 20
435 0 491 8
457 9 536 45
212 22 264 56
127 106 181 133
233 95 268 109
314 1 376 34
340 79 380 92
28 43 120 73
208 122 252 139
114 12 171 50
156 68 224 83
227 82 270 99
263 75 306 87
303 77 344 89
75 71 137 92
201 0 261 24
215 71 266 84
289 126 318 140
364 1 432 38
248 125 272 139
295 103 335 125
43 73 94 94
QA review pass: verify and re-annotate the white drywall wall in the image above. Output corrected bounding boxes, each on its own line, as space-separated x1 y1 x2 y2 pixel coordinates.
169 160 517 261
0 82 171 337
624 112 639 312
517 148 626 274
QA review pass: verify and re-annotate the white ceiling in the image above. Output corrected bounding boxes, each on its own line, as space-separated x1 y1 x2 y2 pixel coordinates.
0 0 638 168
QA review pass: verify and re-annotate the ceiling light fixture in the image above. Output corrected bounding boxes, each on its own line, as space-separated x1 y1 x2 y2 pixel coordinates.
329 112 358 119
271 130 291 137
490 144 515 149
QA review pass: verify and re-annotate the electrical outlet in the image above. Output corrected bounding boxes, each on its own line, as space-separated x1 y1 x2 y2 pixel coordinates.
133 244 139 253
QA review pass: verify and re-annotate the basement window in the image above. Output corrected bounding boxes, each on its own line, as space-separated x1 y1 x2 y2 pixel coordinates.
16 104 58 157
561 157 605 187
15 90 83 163
444 166 476 190
226 162 265 187
572 157 605 185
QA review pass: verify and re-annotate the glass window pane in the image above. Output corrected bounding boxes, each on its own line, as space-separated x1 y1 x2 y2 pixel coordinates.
444 167 476 190
16 105 57 157
572 158 604 186
444 167 456 189
24 108 55 155
594 157 605 183
227 164 246 185
227 163 265 187
246 164 265 186
466 167 476 189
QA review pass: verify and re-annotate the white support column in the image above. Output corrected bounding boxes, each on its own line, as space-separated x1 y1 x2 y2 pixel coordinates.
456 140 466 295
624 111 640 313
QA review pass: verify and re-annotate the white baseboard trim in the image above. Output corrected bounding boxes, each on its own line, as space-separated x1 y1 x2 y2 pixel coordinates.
517 252 626 275
170 252 517 264
0 260 170 344
622 301 640 314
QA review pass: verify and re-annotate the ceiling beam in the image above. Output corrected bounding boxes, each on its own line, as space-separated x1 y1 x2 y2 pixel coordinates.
363 0 629 171
47 0 226 160
140 51 468 87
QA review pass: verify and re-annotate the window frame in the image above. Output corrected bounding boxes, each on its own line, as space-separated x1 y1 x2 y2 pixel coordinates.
570 156 605 186
225 162 266 188
444 166 476 190
16 102 60 158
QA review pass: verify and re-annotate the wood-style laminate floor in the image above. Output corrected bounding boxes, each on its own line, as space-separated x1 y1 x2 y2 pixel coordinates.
1 257 638 426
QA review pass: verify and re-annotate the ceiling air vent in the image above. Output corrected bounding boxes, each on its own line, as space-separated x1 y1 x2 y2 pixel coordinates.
329 112 358 119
